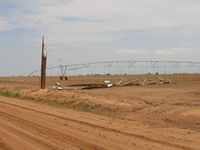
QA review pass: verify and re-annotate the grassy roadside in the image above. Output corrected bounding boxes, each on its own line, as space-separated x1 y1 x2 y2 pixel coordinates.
0 80 10 83
48 101 92 112
0 87 94 112
0 91 20 97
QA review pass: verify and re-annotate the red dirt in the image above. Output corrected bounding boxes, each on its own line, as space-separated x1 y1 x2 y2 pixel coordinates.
0 74 200 149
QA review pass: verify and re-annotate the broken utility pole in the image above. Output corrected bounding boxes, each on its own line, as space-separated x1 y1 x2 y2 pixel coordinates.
41 36 48 89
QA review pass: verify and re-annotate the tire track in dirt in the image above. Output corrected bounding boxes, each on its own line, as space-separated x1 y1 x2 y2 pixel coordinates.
0 99 194 150
0 122 58 150
0 101 136 150
0 111 106 150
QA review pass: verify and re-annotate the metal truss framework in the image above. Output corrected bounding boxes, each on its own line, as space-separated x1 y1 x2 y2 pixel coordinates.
25 60 200 81
127 61 135 67
151 61 159 68
172 61 180 67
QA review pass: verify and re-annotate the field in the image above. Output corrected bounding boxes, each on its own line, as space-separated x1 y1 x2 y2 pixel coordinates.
0 74 200 149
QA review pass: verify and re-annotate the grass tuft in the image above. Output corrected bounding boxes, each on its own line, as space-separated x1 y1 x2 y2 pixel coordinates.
0 91 20 97
47 100 92 112
0 80 10 83
49 102 59 106
78 102 92 112
118 99 124 102
34 94 48 100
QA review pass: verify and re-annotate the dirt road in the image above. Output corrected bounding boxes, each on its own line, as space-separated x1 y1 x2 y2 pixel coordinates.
0 96 199 150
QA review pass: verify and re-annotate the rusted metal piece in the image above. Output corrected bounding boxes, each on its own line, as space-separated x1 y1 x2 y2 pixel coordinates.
167 78 173 84
69 84 107 89
62 87 81 90
147 79 158 85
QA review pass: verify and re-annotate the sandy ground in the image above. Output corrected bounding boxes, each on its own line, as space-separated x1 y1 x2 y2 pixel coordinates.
0 75 200 149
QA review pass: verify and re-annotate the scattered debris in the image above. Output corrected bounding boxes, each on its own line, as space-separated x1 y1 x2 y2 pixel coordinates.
167 78 173 84
158 76 166 82
62 87 81 90
148 79 158 82
46 76 173 90
47 82 81 90
70 84 107 89
141 79 147 86
107 84 113 88
123 79 138 86
104 81 110 84
147 79 158 85
57 87 63 90
145 77 172 85
47 82 61 89
52 86 56 89
157 82 163 85
116 78 127 86
158 77 172 84
92 103 101 109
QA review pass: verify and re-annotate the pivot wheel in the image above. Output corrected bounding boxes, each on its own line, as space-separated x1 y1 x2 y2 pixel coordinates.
65 76 68 80
60 76 63 80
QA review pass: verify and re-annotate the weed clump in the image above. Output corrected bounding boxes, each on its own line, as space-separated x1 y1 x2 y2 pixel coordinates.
48 100 92 112
49 102 59 106
0 91 20 97
0 80 10 83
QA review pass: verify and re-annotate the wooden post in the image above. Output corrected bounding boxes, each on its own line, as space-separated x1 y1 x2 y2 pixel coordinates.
41 36 47 89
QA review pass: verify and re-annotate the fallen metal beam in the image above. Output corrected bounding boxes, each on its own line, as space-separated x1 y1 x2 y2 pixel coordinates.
123 79 138 86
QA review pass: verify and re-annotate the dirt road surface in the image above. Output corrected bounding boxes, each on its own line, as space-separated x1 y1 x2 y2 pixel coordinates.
0 96 199 150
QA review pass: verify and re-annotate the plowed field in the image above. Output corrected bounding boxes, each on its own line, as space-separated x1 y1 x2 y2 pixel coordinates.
0 74 200 149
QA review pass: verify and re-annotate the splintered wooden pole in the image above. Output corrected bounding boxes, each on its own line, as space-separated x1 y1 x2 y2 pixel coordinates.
41 36 47 89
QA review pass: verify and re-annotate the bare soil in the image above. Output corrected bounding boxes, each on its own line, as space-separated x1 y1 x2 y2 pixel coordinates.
0 74 200 150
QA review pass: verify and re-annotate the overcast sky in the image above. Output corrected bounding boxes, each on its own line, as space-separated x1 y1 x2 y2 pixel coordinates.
0 0 200 76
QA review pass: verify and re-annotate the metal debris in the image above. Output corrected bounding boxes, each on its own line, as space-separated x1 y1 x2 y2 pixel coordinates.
167 78 173 84
116 78 127 86
92 103 101 109
147 79 158 85
141 79 147 85
104 80 110 84
47 82 61 89
70 84 107 89
47 82 81 90
144 77 173 85
107 84 113 88
62 87 81 90
123 79 138 86
158 76 166 82
46 76 173 90
57 87 63 90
